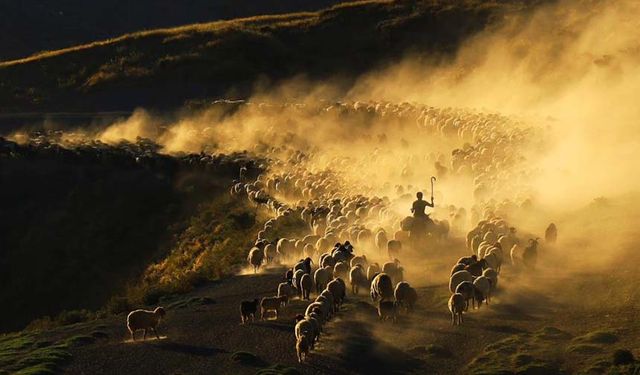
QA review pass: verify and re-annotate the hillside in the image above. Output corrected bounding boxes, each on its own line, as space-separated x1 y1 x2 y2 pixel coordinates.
0 0 541 114
0 0 346 60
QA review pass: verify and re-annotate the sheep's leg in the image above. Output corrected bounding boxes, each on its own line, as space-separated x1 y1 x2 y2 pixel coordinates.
153 327 160 340
143 329 147 340
130 330 136 341
451 312 455 326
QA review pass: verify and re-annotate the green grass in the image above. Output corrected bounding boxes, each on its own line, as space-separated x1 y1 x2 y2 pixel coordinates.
0 333 71 375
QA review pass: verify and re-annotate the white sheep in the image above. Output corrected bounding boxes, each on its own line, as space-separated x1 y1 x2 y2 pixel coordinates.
327 278 346 308
295 317 317 349
333 261 350 280
449 270 473 293
247 247 264 273
382 259 404 285
448 293 465 326
451 263 466 275
300 273 313 300
370 273 394 302
127 307 166 341
394 282 418 312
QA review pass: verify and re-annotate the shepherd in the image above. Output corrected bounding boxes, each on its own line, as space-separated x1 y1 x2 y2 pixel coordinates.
411 176 436 218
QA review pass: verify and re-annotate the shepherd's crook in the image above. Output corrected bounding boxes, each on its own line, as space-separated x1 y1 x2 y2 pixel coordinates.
430 176 436 203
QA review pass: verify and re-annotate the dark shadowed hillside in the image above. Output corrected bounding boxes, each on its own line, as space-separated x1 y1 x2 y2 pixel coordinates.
0 0 346 60
0 0 544 114
0 134 263 333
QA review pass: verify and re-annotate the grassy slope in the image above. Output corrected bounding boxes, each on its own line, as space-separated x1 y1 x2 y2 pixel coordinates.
0 0 537 113
0 0 346 61
0 138 261 333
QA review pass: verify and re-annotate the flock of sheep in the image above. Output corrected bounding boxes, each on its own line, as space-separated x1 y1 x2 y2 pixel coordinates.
2 100 558 364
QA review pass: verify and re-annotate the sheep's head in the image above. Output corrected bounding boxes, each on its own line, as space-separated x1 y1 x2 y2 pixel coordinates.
154 307 166 318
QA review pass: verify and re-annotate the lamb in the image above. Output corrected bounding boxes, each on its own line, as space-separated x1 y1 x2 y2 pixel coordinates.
473 276 492 308
314 267 331 293
349 265 368 295
448 293 465 326
377 301 398 323
300 273 313 300
394 282 418 312
247 247 264 273
367 263 381 281
260 296 286 320
278 281 296 305
296 335 311 363
240 299 259 324
455 281 475 311
449 270 473 293
127 307 166 341
370 273 394 302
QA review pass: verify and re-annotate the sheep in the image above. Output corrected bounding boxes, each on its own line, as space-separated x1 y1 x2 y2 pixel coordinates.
367 263 381 281
295 317 317 349
482 268 499 289
382 259 404 284
456 254 477 265
127 307 166 341
387 240 402 259
300 273 313 300
350 255 368 268
449 270 473 293
333 261 350 280
296 335 311 363
314 267 331 293
247 247 264 273
349 265 368 295
451 263 467 275
394 282 418 313
327 278 346 308
263 243 277 264
545 223 557 244
305 301 330 323
523 238 539 269
294 257 314 274
448 293 465 326
319 290 335 313
278 282 296 305
293 269 305 297
315 295 333 320
455 281 475 311
510 243 522 266
370 273 394 302
473 276 492 308
375 230 388 253
377 301 398 323
260 296 286 320
240 299 259 324
320 252 336 268
465 259 487 277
